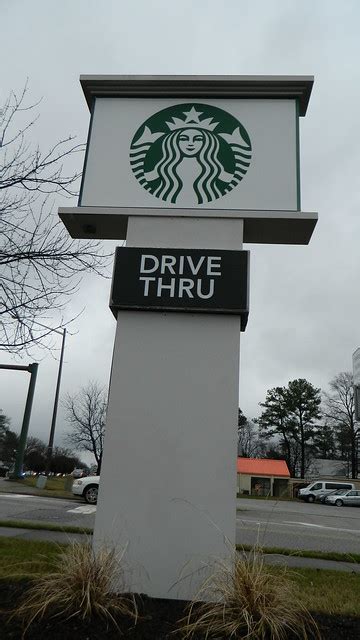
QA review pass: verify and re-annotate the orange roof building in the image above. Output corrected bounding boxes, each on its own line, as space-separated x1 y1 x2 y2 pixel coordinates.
237 458 290 477
237 457 290 498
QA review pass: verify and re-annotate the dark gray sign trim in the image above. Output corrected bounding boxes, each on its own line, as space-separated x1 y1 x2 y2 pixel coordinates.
110 247 250 330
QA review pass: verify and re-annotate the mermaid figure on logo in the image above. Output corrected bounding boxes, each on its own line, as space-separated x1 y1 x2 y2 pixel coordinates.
130 105 252 205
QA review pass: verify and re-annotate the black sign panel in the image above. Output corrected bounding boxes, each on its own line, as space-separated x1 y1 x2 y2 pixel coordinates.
110 247 250 330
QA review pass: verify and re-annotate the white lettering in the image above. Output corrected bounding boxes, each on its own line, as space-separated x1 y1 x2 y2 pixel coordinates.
140 254 159 274
137 253 223 303
139 276 156 296
187 255 205 275
178 278 194 298
157 277 176 297
161 255 176 274
197 278 215 299
207 256 221 276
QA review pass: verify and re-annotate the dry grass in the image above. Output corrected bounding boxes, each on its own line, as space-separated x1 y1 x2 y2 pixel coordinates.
178 548 321 639
13 541 137 634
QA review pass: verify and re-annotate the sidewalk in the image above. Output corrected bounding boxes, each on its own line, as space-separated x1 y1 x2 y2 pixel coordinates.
0 478 47 495
262 552 360 574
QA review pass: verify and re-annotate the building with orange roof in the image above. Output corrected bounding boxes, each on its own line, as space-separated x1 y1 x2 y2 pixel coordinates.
237 457 290 498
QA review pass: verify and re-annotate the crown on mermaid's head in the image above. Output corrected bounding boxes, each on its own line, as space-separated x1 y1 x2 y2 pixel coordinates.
166 106 219 132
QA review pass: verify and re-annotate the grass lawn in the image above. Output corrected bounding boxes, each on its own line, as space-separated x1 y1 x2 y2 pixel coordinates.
3 476 76 499
291 567 360 616
20 476 72 491
1 538 359 616
0 538 65 579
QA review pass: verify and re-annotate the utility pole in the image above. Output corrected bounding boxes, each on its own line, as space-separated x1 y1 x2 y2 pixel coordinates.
45 328 66 475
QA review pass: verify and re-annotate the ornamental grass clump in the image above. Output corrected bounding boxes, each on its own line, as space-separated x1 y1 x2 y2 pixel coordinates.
14 541 137 633
178 547 320 639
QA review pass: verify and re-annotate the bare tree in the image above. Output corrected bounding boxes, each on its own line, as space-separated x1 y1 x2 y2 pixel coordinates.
23 436 47 473
237 409 263 458
0 84 108 352
0 409 11 459
64 381 106 474
0 409 10 435
322 372 359 479
0 412 18 466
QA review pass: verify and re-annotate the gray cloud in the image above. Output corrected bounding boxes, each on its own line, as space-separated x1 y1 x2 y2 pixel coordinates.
1 0 360 457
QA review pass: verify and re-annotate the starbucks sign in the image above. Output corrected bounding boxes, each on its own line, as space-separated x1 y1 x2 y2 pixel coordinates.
79 96 299 212
129 104 252 205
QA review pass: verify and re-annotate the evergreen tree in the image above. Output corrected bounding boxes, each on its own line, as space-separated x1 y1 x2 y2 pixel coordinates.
286 379 321 478
312 423 337 459
257 379 321 477
256 386 297 475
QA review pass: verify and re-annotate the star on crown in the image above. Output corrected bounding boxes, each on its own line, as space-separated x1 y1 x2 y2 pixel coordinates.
166 107 219 131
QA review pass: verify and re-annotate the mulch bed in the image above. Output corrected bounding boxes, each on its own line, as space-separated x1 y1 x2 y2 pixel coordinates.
0 581 359 639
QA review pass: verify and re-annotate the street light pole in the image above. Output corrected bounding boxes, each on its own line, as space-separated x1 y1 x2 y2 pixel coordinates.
12 363 39 478
1 322 67 479
45 328 66 475
0 363 39 479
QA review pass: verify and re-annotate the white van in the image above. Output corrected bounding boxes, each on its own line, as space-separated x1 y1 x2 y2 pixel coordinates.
298 480 355 503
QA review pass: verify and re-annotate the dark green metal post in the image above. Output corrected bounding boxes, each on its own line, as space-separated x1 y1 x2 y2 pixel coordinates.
45 328 66 475
13 363 39 478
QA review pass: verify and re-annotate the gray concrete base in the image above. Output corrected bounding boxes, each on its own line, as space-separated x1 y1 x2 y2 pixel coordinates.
93 216 243 600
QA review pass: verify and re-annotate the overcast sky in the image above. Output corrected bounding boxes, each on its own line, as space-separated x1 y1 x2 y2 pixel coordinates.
1 0 360 466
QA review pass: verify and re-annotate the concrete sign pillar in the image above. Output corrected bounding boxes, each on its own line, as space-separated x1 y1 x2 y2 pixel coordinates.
59 75 317 600
96 216 243 598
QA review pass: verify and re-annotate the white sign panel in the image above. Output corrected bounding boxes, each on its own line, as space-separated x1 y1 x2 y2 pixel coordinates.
80 98 299 212
353 347 360 386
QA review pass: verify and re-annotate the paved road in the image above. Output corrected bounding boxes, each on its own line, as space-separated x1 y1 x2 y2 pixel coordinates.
236 498 360 554
0 493 96 530
1 494 360 556
0 493 360 573
1 494 360 573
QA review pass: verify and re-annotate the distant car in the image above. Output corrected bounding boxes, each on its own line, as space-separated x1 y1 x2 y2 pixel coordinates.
318 489 338 504
72 475 100 504
298 480 355 503
325 489 360 507
72 468 87 479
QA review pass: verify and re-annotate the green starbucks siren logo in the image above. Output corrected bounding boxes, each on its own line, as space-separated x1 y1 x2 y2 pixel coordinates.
130 103 252 205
